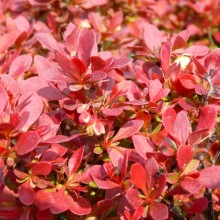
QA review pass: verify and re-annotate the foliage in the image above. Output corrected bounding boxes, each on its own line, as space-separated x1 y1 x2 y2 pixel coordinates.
0 0 220 219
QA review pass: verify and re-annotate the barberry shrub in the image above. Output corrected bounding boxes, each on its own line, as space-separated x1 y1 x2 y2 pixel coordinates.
0 1 220 220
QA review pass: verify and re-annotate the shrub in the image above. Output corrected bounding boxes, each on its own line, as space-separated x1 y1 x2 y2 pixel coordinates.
0 1 220 219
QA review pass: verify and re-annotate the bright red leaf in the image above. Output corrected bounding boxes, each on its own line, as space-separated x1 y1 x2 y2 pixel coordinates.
15 131 41 155
130 163 147 196
177 145 193 171
162 108 177 132
68 146 84 175
32 161 52 176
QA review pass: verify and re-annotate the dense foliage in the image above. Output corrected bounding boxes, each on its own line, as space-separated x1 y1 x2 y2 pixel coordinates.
0 0 220 219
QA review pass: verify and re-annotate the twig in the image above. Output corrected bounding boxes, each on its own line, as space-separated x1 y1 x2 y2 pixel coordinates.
205 188 215 220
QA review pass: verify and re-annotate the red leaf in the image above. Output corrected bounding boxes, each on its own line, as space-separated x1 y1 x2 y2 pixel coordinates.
108 57 131 69
34 55 52 75
80 165 106 184
162 108 176 133
120 151 128 180
107 147 125 171
55 52 80 81
106 80 132 105
136 110 151 130
108 11 123 32
0 32 18 54
91 56 106 71
188 129 209 145
145 157 159 190
41 67 73 83
102 107 124 116
144 23 163 52
65 27 81 55
87 70 107 82
132 135 155 158
178 98 195 111
79 0 108 9
150 203 168 220
18 181 35 205
68 146 84 175
179 74 197 90
196 105 217 132
172 110 191 144
1 74 20 102
149 79 170 102
9 54 32 78
77 29 97 67
111 120 143 142
90 199 115 218
16 92 43 131
199 166 220 189
190 197 208 214
152 174 166 199
50 190 69 214
69 196 91 215
103 162 115 179
19 76 65 101
32 162 52 176
15 131 41 155
180 178 202 194
79 111 91 124
34 190 54 210
177 145 193 171
71 57 87 74
133 206 145 219
183 45 209 57
92 176 119 189
35 32 59 52
160 41 171 71
204 49 220 71
125 188 143 210
43 134 82 144
130 163 147 196
172 36 187 51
